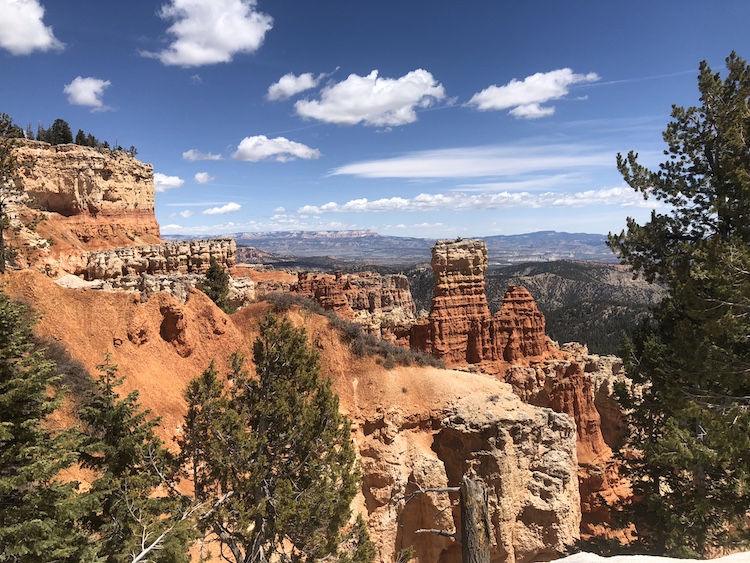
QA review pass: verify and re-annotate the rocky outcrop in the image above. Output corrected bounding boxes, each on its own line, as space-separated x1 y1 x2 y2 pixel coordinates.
415 239 493 364
294 271 417 342
411 240 553 365
355 371 580 563
14 141 155 218
83 239 236 280
492 285 553 361
500 348 630 540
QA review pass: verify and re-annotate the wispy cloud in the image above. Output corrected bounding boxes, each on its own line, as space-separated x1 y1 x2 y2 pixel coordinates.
0 0 63 55
183 149 222 161
232 135 321 162
179 210 194 218
63 76 112 111
142 0 273 67
295 69 445 126
203 202 241 215
467 68 599 118
267 72 323 101
330 143 612 179
298 186 657 214
154 172 185 192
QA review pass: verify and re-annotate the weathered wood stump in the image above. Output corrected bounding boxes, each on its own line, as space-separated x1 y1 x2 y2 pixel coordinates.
460 477 491 563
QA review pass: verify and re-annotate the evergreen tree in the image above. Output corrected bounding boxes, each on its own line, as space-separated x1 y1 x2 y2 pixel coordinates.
203 256 235 314
180 314 359 563
0 293 94 562
609 52 750 556
0 113 29 273
47 119 73 145
75 129 87 146
79 355 195 563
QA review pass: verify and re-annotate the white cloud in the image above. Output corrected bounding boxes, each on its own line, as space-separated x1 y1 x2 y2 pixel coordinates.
331 143 611 179
194 172 215 183
274 206 286 213
203 202 241 215
468 68 600 118
294 69 445 126
232 135 321 162
298 186 657 214
267 72 322 101
63 76 111 110
183 149 222 161
179 210 194 218
0 0 63 55
154 173 185 192
143 0 273 67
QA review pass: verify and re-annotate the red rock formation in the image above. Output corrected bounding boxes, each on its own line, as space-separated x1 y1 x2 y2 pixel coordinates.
422 239 493 364
492 285 552 361
294 271 417 334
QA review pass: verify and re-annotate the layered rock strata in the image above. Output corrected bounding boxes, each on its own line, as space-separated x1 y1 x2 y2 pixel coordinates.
294 271 417 342
411 240 553 365
82 239 236 280
13 141 160 241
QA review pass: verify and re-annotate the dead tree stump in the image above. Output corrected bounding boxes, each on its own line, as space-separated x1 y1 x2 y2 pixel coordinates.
460 477 491 563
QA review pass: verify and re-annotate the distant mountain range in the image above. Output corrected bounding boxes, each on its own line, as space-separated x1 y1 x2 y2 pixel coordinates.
163 230 617 266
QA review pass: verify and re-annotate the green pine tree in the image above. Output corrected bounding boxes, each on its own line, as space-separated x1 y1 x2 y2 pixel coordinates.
0 113 29 274
79 355 195 563
180 314 359 563
609 52 750 556
202 256 235 314
0 293 95 562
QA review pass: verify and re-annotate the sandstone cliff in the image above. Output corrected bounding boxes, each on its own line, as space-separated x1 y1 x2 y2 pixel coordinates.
7 141 162 274
293 270 417 343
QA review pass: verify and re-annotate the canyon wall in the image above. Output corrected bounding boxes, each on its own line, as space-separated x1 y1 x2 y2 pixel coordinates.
15 141 155 218
83 239 236 279
6 141 162 275
294 271 417 342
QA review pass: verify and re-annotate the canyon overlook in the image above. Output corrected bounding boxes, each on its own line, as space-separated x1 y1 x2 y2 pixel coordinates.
2 144 630 563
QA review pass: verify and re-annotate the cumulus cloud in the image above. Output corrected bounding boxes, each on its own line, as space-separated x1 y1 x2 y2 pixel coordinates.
179 209 194 218
143 0 273 67
331 143 611 179
183 149 222 161
0 0 63 55
203 202 241 215
154 173 185 192
267 72 322 101
194 172 215 183
468 68 600 118
63 76 111 110
294 69 445 126
298 186 655 215
232 135 321 162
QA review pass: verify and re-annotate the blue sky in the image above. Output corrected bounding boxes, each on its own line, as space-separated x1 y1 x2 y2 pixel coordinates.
1 1 749 238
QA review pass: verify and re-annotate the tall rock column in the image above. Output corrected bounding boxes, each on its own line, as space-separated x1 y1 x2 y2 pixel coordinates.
491 285 552 361
427 239 492 364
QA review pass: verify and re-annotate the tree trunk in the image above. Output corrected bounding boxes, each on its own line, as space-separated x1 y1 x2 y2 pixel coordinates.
460 477 491 563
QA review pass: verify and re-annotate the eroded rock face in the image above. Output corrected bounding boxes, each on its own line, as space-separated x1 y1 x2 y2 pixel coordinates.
422 239 493 364
358 385 580 563
499 349 631 541
492 285 552 361
294 271 417 342
83 239 236 280
15 142 154 217
412 240 552 365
